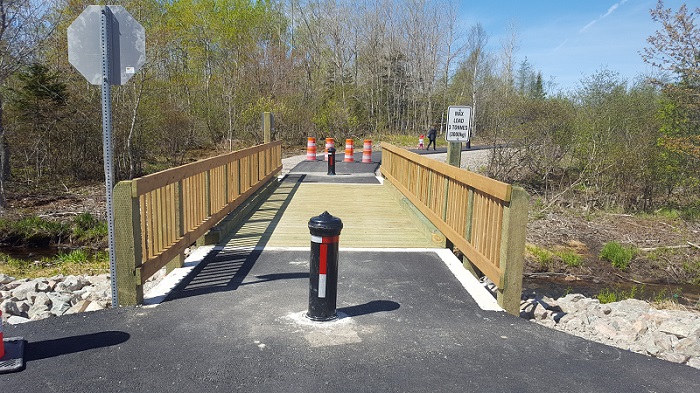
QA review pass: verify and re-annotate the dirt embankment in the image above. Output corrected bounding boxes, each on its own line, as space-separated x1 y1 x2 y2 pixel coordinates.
525 208 700 306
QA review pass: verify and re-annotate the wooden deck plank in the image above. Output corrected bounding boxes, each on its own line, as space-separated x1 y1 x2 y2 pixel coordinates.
266 183 436 248
225 181 438 249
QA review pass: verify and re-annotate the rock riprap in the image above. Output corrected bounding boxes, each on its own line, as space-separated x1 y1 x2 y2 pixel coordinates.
520 292 700 369
0 273 111 324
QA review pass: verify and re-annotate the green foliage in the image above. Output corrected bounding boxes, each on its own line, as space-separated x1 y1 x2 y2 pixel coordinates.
555 250 584 267
0 249 108 279
600 241 636 270
0 0 696 220
597 285 641 304
0 216 69 244
682 260 700 285
56 249 89 264
0 214 106 246
597 288 618 304
526 244 554 269
72 213 108 243
527 244 584 268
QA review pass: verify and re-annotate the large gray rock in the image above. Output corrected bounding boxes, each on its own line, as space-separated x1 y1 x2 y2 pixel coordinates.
28 301 52 320
47 292 75 316
659 319 697 339
513 290 700 369
7 315 31 324
11 281 38 300
675 337 700 358
1 299 21 316
33 292 52 307
55 275 86 292
0 273 15 284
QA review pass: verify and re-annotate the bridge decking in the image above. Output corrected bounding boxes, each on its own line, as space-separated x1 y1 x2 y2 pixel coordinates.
223 172 438 249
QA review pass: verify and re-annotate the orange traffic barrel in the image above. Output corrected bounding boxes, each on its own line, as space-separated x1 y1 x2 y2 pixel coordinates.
362 139 372 163
344 139 354 162
306 137 317 161
325 138 335 161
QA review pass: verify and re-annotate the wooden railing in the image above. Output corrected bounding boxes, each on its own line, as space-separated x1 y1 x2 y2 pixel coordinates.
381 143 528 314
113 142 282 305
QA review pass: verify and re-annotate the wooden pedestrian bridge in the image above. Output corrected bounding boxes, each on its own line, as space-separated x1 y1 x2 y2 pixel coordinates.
113 141 528 314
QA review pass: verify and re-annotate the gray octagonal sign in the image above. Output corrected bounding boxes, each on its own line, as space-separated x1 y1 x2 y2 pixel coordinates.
68 5 145 85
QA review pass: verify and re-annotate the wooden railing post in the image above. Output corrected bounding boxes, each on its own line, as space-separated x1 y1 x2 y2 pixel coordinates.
497 186 528 314
114 180 144 306
462 189 481 277
166 181 185 273
263 112 272 143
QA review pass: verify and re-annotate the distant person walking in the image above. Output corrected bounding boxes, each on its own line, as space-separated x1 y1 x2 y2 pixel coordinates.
418 134 425 149
427 125 437 150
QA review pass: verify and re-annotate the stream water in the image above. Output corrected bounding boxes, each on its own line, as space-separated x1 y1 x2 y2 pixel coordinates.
524 275 700 309
0 245 65 260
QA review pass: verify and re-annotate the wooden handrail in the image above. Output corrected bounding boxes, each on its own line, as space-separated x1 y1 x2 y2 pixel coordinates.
113 142 282 305
381 143 527 314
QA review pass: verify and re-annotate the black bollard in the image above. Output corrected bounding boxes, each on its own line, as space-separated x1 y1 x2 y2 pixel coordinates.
306 211 343 321
327 147 336 175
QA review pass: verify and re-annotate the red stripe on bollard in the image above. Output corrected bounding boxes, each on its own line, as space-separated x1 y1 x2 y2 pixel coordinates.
307 212 343 321
319 243 328 297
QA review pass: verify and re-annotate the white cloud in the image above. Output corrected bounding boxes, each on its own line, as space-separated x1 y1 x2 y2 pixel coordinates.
579 0 629 33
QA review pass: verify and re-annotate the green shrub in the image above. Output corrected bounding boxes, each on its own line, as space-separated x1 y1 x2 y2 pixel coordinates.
597 288 618 304
555 250 584 267
57 249 89 264
597 286 641 304
600 241 636 270
0 216 69 244
74 212 99 231
526 244 554 269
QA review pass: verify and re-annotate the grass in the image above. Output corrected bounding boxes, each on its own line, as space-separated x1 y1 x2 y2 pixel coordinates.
0 249 109 279
0 213 106 247
526 244 584 269
596 285 690 308
645 204 700 222
0 213 110 279
526 244 554 269
555 249 584 267
0 216 69 244
600 241 636 270
596 285 641 304
682 260 700 285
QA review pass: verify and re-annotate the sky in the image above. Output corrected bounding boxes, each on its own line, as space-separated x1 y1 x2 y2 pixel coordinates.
457 0 689 92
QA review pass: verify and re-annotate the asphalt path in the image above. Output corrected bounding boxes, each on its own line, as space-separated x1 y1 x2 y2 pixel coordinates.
3 247 699 392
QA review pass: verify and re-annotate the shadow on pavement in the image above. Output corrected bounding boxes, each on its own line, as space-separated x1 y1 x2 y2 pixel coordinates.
166 175 304 301
25 331 130 362
240 272 309 286
339 300 400 317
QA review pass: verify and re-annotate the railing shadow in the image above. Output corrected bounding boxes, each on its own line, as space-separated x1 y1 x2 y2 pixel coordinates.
166 175 305 300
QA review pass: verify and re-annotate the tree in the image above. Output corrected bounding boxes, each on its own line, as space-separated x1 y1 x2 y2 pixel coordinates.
0 0 58 208
7 63 68 183
642 0 700 162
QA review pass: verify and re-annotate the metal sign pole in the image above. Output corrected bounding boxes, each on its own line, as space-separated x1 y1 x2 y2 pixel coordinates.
100 6 118 308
